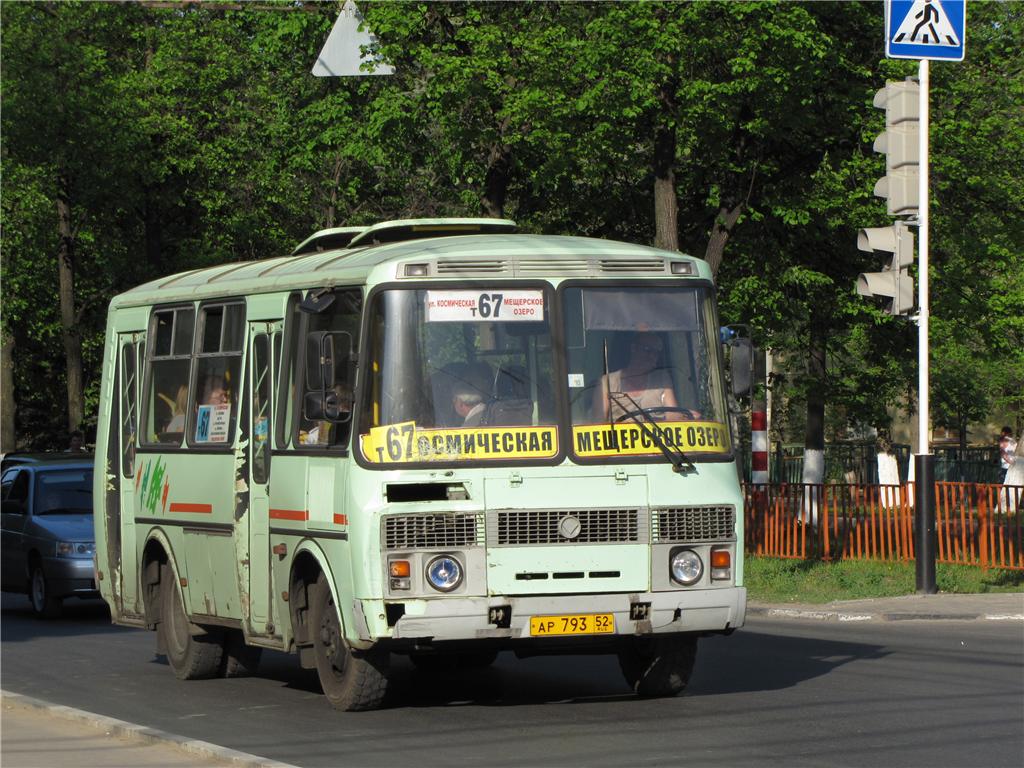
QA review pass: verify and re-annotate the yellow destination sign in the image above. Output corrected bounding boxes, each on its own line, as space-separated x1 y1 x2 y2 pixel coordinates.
572 421 730 458
361 422 558 463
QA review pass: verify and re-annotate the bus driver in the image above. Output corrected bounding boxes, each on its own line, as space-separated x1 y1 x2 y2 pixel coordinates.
592 332 696 422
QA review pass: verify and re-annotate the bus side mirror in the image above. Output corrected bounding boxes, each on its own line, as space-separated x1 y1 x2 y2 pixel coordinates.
728 337 753 399
305 332 335 392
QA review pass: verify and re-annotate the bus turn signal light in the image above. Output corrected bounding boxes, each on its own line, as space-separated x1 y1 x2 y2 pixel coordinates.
711 549 731 580
389 559 411 591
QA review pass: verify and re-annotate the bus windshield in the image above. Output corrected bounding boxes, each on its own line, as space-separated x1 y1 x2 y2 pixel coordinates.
358 287 558 464
357 283 731 466
563 285 731 461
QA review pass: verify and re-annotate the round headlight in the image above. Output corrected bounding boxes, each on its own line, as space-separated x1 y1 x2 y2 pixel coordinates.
425 555 463 592
670 550 703 586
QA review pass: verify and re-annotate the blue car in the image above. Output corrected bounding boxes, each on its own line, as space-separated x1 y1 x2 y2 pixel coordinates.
1 454 97 618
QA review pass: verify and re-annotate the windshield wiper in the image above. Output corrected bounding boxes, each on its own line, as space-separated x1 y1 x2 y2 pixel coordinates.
608 391 696 474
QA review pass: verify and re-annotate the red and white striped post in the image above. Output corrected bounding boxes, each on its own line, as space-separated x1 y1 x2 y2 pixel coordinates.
751 400 769 485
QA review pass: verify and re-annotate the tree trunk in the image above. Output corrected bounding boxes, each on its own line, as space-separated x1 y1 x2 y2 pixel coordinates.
57 168 84 433
1 330 15 452
325 152 345 228
801 333 827 524
804 336 827 454
652 125 678 252
704 203 744 277
482 142 511 219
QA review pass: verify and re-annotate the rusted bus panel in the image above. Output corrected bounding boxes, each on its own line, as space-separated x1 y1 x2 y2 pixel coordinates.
744 482 1023 570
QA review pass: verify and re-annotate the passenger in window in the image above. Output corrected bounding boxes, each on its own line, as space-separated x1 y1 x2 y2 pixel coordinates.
592 332 699 422
452 383 487 427
201 378 230 406
164 385 188 433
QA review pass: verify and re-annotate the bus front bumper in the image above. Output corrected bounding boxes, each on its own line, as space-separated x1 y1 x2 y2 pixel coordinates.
385 587 746 643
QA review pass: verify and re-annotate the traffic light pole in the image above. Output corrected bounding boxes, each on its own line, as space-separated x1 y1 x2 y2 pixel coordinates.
915 59 936 594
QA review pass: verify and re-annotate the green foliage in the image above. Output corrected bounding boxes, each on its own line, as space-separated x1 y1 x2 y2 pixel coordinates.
1 1 1021 448
746 556 1024 603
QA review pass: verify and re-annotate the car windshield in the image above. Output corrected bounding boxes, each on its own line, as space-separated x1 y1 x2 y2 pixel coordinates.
563 285 732 460
34 469 93 515
358 287 557 464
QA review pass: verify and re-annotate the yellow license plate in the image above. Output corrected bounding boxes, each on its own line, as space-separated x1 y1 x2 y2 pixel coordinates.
529 613 615 637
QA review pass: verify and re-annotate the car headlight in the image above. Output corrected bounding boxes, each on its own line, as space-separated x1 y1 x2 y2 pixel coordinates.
57 541 95 557
425 555 463 592
670 549 703 586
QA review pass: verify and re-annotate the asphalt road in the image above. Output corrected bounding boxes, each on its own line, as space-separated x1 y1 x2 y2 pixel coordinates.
1 593 1021 767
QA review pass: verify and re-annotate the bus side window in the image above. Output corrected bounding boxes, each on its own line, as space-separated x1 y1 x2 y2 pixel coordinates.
143 307 194 446
276 294 302 450
120 341 139 476
297 288 361 450
190 302 244 447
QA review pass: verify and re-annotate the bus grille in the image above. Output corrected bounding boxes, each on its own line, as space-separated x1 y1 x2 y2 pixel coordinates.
435 259 511 275
383 514 484 550
598 259 666 273
653 506 736 542
493 509 641 545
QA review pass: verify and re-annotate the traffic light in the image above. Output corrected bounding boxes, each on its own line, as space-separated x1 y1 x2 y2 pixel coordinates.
872 79 920 216
857 222 914 316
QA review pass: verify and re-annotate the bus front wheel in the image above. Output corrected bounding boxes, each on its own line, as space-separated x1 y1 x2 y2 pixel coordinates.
159 567 224 680
618 634 698 697
310 574 389 711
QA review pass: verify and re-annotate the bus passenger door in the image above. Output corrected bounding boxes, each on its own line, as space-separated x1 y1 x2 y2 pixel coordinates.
247 323 278 632
117 334 143 612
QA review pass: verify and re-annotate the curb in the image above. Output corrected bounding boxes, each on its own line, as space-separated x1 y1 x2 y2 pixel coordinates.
747 605 1024 623
0 690 298 768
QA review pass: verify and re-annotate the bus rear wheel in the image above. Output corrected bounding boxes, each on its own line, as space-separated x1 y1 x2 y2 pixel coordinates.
159 567 224 680
310 574 389 711
618 634 698 697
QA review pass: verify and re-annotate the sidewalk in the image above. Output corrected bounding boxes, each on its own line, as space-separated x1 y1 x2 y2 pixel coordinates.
749 591 1024 623
0 692 296 768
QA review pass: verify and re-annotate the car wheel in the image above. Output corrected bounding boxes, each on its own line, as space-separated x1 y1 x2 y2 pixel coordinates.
310 574 389 711
29 563 62 619
618 634 698 697
159 566 223 680
221 629 262 678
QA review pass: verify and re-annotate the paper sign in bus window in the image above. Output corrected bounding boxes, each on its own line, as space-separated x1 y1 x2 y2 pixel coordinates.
195 404 231 443
425 290 544 323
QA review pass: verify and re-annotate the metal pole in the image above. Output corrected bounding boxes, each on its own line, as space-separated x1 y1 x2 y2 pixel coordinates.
915 59 936 594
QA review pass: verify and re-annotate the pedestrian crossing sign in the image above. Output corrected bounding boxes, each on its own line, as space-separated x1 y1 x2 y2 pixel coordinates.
886 0 966 61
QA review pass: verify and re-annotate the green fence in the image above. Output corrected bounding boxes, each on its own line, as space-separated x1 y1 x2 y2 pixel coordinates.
740 443 1003 485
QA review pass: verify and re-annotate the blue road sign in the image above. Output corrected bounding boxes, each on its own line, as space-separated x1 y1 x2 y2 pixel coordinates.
886 0 966 61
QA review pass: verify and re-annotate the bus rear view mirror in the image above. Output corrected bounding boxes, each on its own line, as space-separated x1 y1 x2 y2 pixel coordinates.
728 337 752 399
305 332 335 391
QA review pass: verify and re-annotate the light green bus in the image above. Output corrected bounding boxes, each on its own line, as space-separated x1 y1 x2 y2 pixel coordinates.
94 219 748 710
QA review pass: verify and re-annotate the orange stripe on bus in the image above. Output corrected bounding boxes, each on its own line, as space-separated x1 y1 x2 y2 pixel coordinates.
168 503 213 514
333 513 348 525
270 508 308 521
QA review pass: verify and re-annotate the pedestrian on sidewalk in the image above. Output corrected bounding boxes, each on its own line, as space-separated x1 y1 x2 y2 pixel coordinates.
998 426 1017 484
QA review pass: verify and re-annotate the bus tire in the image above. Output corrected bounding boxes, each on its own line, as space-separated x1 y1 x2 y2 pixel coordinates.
159 567 224 680
618 634 698 698
310 574 389 711
221 630 262 678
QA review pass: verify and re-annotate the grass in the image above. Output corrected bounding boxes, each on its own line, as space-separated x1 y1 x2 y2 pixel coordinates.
744 556 1024 604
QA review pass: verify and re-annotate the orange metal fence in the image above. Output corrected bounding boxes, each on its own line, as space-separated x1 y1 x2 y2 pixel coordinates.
743 482 1023 570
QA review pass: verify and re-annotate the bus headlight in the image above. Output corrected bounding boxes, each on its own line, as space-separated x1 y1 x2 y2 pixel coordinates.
670 549 703 586
425 555 463 592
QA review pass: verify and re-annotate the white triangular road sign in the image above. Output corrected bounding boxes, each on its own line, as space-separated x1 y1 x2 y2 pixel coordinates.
313 0 395 77
893 0 960 47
